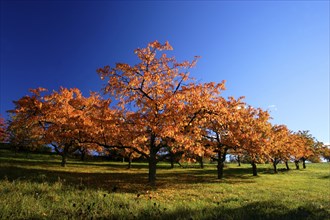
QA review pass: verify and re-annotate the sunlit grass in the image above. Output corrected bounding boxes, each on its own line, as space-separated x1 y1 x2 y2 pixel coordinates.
0 149 329 219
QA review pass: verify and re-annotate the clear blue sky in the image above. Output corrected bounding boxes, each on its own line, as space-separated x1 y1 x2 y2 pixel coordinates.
1 1 329 143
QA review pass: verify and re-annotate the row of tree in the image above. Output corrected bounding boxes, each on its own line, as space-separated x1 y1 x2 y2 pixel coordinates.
1 41 328 186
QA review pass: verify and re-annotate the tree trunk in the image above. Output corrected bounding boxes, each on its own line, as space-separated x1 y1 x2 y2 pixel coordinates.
251 161 257 176
148 135 158 186
302 158 306 169
61 153 67 167
61 145 69 167
217 148 228 179
170 152 174 169
199 156 204 169
295 160 300 170
217 160 224 179
128 152 132 169
285 161 290 170
177 161 183 168
237 155 241 166
80 149 86 161
217 149 224 179
273 160 278 174
148 154 157 186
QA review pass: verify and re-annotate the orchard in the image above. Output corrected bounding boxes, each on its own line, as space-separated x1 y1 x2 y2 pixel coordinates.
3 41 327 186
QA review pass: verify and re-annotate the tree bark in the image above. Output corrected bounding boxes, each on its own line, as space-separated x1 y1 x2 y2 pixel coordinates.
285 161 290 170
295 160 300 170
170 151 174 169
302 158 306 169
237 155 241 166
148 134 158 186
199 156 204 169
61 153 67 167
128 152 132 169
61 145 70 167
148 152 157 186
273 160 278 174
217 160 224 179
217 148 228 179
251 161 257 176
80 149 86 161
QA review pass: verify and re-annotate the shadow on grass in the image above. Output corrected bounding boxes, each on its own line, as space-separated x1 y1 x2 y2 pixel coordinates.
0 162 260 193
158 201 329 220
0 165 149 193
0 157 68 167
320 175 330 179
0 156 171 170
0 153 288 192
166 167 259 185
19 199 329 220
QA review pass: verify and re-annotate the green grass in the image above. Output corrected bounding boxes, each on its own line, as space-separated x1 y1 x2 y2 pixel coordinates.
0 149 329 219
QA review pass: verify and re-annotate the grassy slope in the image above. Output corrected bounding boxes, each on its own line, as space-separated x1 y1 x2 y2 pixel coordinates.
0 149 329 219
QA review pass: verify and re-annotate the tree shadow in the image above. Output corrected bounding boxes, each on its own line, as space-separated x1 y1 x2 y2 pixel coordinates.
319 175 330 179
0 165 149 193
0 152 266 192
0 157 66 167
12 199 329 219
0 153 290 193
0 155 153 171
159 167 258 184
0 162 260 193
0 153 193 170
159 201 329 220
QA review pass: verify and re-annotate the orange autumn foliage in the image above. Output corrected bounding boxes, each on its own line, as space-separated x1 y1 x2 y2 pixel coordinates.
0 115 8 142
8 88 102 166
97 40 226 184
7 40 322 183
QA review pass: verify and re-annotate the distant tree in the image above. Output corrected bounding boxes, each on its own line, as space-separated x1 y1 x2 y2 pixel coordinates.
7 89 47 152
8 88 102 166
201 96 245 179
158 146 185 168
269 125 292 173
320 145 330 162
295 130 317 169
288 131 316 169
231 147 244 166
0 115 8 143
117 148 140 169
307 141 324 163
238 107 272 176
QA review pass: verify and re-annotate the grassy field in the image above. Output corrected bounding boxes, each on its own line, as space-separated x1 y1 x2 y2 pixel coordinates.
0 149 329 219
